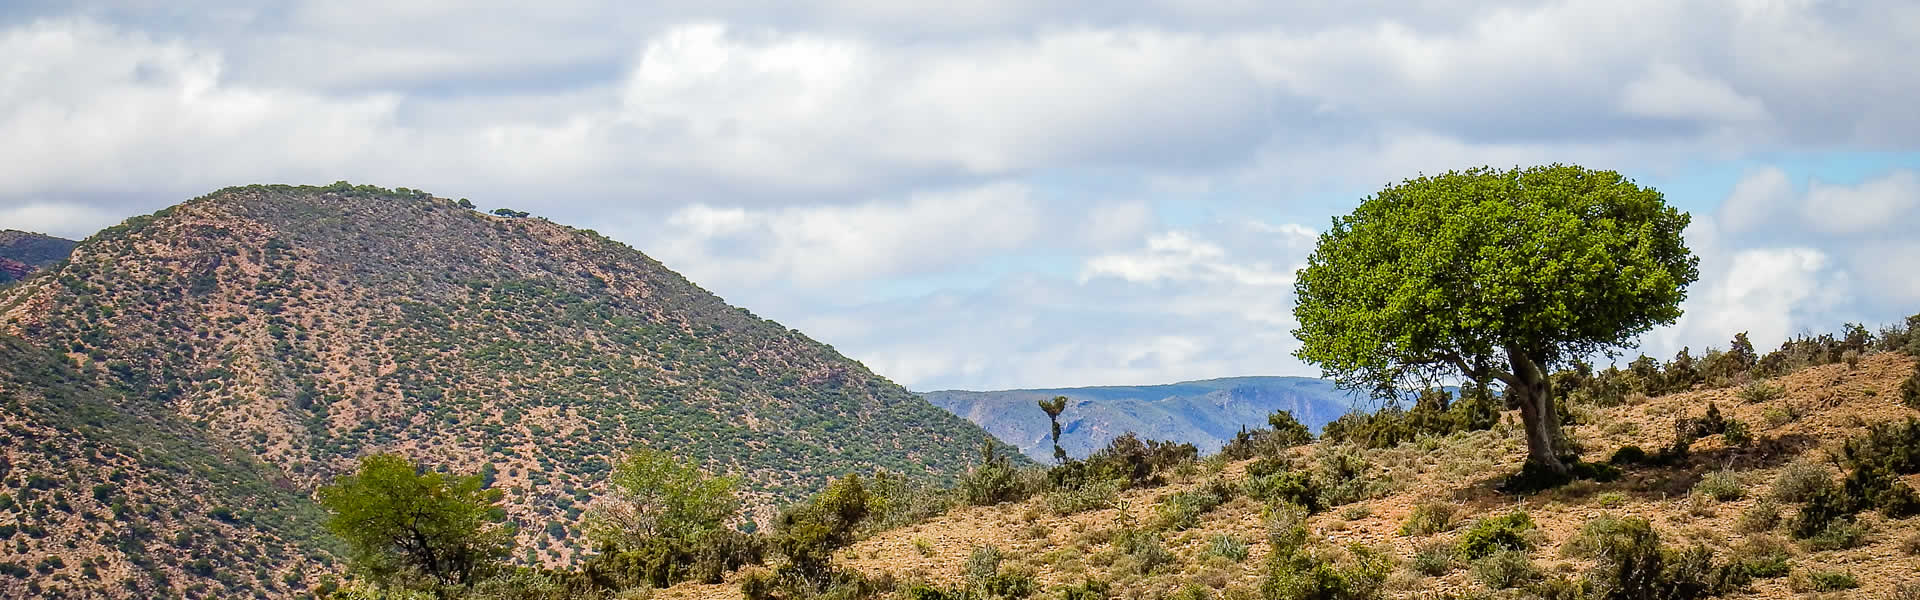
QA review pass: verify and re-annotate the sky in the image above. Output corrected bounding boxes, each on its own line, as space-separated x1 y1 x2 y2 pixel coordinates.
3 1 1918 391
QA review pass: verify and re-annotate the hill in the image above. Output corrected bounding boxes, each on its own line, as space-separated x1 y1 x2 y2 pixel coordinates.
0 183 1015 592
924 377 1359 461
0 230 76 284
653 334 1920 600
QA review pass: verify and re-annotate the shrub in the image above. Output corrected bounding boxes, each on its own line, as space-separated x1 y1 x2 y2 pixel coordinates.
1472 550 1539 589
1052 578 1109 600
772 474 872 581
1409 540 1456 576
1792 569 1858 592
1771 460 1836 503
1901 366 1920 409
1789 484 1854 541
1607 445 1649 466
1800 519 1870 552
1243 468 1322 513
1721 419 1752 446
1113 530 1175 575
1044 478 1121 516
1691 470 1744 502
1205 534 1248 563
1155 479 1233 531
1578 517 1746 600
1736 498 1780 534
1560 514 1629 559
1313 447 1388 508
959 545 1035 599
1728 536 1792 579
1736 380 1783 403
1457 512 1535 560
1398 502 1458 536
961 440 1030 506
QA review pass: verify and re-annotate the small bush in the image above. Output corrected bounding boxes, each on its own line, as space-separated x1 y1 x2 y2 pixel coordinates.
1728 535 1792 579
1409 540 1456 576
1736 498 1781 534
1471 549 1539 589
1793 569 1858 592
1155 479 1233 531
1044 478 1121 516
961 441 1032 506
1243 468 1322 513
1579 517 1746 600
1722 419 1752 446
1608 445 1649 466
1737 380 1784 403
1901 366 1920 409
1560 514 1629 559
1800 519 1870 551
1456 512 1535 560
1113 530 1175 575
1692 470 1744 502
1398 502 1457 536
1204 534 1248 563
1771 460 1836 503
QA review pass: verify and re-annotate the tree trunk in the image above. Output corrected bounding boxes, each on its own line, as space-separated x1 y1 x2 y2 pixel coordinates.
1507 349 1568 475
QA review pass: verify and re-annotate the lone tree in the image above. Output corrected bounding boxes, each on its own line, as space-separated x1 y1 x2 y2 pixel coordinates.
1292 165 1698 477
318 454 511 590
1038 395 1070 465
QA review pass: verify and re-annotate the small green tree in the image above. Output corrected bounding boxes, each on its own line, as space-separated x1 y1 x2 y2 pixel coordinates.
1293 165 1699 477
586 449 740 551
1266 410 1314 448
318 454 510 590
1038 396 1070 465
773 474 872 582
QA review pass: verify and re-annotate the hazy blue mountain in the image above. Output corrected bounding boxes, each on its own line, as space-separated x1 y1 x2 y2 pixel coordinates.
922 376 1371 461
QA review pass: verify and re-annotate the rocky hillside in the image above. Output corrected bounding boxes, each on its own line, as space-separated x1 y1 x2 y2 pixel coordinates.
657 347 1920 600
0 230 76 284
0 183 1014 581
925 377 1357 461
0 334 336 599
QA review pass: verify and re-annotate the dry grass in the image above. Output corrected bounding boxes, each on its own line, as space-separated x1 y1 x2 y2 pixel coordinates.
657 352 1920 600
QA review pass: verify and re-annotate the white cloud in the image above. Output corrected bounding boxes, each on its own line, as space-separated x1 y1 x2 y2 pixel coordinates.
644 182 1045 288
1803 170 1919 235
0 202 119 239
1717 167 1794 234
1619 63 1770 123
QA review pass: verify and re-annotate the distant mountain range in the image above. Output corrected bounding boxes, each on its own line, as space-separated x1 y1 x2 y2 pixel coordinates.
922 376 1370 461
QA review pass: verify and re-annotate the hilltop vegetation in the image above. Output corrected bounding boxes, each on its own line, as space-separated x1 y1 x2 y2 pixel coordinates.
0 183 1016 596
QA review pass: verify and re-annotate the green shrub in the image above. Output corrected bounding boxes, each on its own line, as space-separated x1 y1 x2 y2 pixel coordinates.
1692 470 1744 502
1728 536 1792 579
1560 514 1629 559
1794 569 1858 592
1044 478 1121 516
1471 549 1539 589
1457 512 1535 560
1051 578 1109 600
1409 540 1456 576
960 441 1031 506
1722 419 1752 446
1243 468 1322 513
1736 380 1783 403
1578 517 1746 600
1800 519 1870 551
1789 484 1853 541
1155 479 1233 531
1398 502 1457 536
1901 366 1920 409
960 545 1034 599
1113 530 1175 575
1608 445 1649 466
1205 534 1248 563
1771 460 1836 503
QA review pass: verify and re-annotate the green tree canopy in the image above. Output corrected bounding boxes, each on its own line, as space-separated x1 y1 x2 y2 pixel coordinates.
317 453 511 589
584 448 741 552
1292 164 1698 476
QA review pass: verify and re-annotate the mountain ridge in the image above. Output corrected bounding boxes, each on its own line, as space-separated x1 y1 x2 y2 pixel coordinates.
0 183 1015 595
923 375 1363 461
